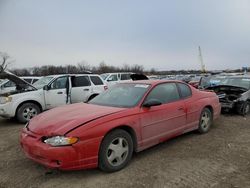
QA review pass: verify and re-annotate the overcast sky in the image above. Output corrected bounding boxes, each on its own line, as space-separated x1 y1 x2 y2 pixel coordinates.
0 0 250 70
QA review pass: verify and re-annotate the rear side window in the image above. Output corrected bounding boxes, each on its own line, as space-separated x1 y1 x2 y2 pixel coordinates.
121 74 131 80
90 76 104 85
177 83 192 98
72 76 91 87
145 83 180 104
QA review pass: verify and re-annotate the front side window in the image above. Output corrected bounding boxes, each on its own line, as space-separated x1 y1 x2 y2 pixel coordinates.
145 83 180 104
50 77 68 89
71 76 91 87
177 83 192 98
90 76 104 85
107 74 118 82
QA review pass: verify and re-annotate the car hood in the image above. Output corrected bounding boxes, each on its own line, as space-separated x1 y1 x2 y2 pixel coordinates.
0 71 36 91
28 103 126 136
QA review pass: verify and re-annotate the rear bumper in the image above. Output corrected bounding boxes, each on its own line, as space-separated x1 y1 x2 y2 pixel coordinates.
20 129 101 170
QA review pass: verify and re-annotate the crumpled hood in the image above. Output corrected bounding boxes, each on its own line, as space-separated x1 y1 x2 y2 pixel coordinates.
28 103 125 136
206 85 248 93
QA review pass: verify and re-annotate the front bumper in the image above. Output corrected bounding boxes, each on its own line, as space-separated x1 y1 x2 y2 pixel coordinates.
20 128 100 170
0 102 15 118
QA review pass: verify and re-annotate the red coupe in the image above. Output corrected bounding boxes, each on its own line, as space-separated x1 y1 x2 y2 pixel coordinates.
20 80 221 172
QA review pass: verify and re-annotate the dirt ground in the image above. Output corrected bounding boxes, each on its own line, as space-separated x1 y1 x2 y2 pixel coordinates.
0 115 250 188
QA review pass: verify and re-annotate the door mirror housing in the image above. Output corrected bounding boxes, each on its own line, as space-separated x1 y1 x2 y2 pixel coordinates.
43 85 49 91
143 99 162 108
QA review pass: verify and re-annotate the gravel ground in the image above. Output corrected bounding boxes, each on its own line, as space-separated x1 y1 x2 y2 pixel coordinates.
0 114 250 188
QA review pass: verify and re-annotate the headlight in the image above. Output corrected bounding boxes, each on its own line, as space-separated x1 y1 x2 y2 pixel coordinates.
43 136 78 146
0 96 12 104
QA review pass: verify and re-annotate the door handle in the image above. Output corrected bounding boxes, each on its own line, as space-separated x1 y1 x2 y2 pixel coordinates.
57 91 63 94
83 88 89 91
178 107 184 111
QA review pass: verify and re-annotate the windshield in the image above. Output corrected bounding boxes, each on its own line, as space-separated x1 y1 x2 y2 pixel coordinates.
219 77 250 89
89 83 150 108
33 76 53 89
100 73 109 80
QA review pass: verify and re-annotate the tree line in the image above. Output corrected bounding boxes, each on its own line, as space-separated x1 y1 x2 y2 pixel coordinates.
0 51 248 76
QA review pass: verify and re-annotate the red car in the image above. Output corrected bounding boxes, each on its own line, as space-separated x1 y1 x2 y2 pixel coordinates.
20 80 221 172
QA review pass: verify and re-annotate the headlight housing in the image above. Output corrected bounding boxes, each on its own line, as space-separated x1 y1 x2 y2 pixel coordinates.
43 136 78 146
0 96 12 104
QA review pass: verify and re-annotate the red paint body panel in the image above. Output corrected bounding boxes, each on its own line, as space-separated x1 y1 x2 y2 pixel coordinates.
20 80 221 170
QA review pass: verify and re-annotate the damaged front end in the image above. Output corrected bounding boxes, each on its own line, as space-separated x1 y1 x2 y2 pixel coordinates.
206 85 250 115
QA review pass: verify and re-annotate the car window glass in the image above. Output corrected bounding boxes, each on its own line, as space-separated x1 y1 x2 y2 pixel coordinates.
72 76 91 87
23 79 32 83
145 83 180 104
121 74 131 80
32 79 39 84
108 74 118 81
4 81 16 87
90 76 103 85
50 77 68 89
178 83 192 98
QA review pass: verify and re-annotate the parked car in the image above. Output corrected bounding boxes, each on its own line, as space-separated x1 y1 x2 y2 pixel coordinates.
206 76 250 115
0 71 107 123
20 80 221 172
0 76 41 94
100 72 134 86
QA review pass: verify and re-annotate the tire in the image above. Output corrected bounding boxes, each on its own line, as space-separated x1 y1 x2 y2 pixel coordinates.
99 129 133 172
16 103 41 123
198 108 212 134
237 101 250 116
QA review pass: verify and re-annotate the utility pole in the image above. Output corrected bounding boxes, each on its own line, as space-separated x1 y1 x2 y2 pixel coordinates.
198 46 206 73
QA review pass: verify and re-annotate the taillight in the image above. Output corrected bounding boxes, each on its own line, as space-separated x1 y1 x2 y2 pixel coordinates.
104 86 108 90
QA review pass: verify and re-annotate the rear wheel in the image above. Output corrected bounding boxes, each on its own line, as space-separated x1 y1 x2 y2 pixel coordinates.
16 103 41 123
198 108 212 134
99 129 133 172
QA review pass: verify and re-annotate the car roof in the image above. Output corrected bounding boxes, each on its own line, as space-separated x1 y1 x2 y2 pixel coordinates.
123 79 186 86
45 74 100 78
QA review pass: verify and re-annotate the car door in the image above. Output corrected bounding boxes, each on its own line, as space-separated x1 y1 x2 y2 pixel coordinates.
140 83 187 148
177 83 199 131
70 75 92 103
44 76 69 109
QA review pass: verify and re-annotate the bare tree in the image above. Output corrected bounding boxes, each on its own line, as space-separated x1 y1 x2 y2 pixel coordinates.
0 52 13 72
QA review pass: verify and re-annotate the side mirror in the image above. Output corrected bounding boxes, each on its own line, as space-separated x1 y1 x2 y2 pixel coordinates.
107 78 113 82
143 99 162 108
43 85 49 91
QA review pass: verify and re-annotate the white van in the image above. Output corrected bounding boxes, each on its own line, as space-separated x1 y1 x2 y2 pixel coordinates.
0 76 40 94
0 72 107 123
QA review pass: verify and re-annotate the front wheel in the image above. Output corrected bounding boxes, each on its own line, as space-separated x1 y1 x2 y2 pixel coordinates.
98 129 133 172
198 108 212 134
16 103 41 123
